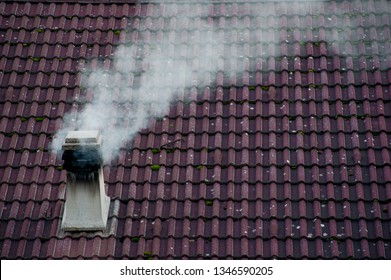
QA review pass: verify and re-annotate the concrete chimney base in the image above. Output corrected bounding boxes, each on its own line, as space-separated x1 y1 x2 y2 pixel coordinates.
61 167 110 231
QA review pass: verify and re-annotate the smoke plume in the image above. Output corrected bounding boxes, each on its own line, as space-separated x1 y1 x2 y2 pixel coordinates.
51 0 387 163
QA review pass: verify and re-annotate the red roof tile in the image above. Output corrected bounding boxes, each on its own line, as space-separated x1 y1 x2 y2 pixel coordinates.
1 0 391 259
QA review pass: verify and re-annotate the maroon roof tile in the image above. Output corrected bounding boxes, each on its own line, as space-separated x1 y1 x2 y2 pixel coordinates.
1 0 391 259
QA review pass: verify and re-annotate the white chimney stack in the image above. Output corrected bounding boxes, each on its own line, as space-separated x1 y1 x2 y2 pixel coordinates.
61 130 110 231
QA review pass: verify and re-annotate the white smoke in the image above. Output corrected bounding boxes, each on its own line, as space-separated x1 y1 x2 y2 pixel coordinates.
51 0 388 163
52 0 243 162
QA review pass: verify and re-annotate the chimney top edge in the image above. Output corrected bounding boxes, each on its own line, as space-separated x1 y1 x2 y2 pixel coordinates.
62 130 102 150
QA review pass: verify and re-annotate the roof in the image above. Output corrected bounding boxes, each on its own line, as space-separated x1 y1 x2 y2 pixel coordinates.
0 0 391 259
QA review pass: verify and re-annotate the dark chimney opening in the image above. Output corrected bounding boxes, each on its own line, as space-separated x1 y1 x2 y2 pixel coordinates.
62 149 102 172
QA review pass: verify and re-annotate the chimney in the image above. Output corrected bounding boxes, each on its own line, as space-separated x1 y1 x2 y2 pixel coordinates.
61 130 110 231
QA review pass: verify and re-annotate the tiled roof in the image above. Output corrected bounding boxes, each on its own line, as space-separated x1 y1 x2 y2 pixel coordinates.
1 0 391 259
